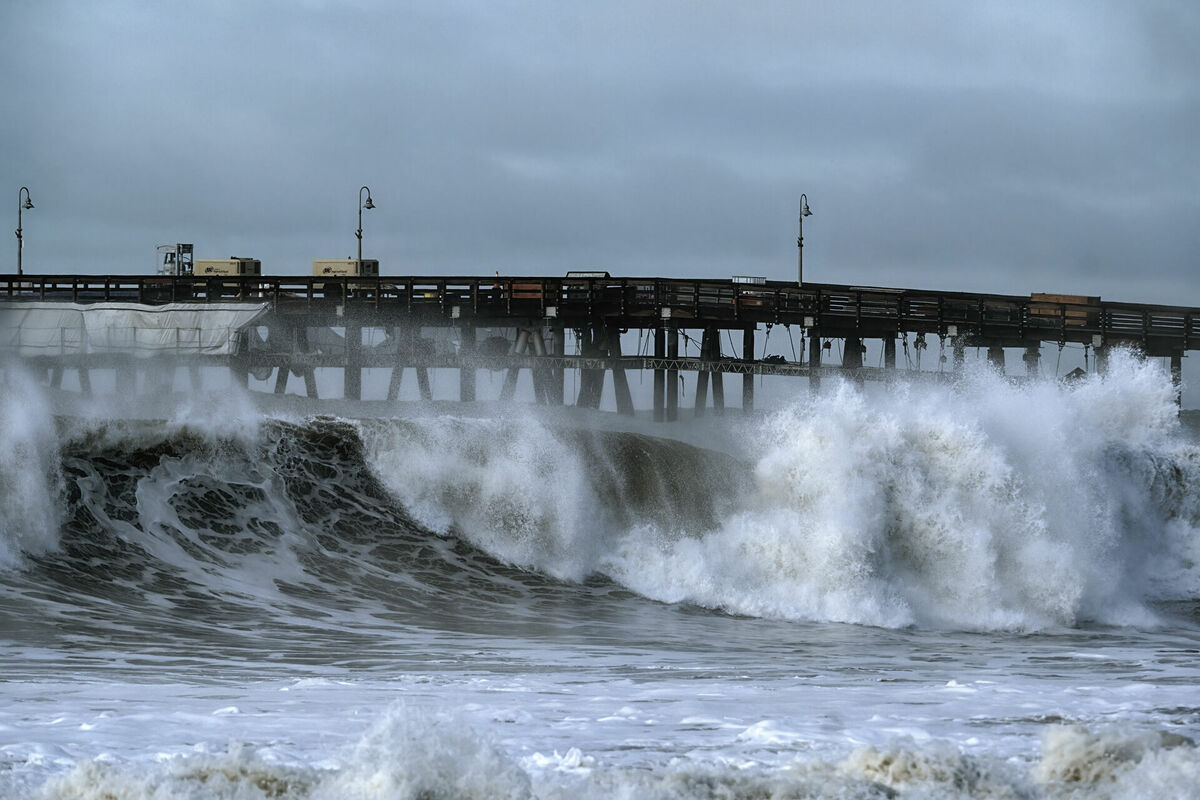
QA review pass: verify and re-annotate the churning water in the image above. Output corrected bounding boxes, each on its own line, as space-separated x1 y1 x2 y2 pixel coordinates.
2 351 1199 799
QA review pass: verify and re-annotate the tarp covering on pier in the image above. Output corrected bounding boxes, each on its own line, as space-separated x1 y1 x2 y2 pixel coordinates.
0 302 268 358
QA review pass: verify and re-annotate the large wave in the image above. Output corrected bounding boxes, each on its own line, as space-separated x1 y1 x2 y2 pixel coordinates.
1 350 1198 633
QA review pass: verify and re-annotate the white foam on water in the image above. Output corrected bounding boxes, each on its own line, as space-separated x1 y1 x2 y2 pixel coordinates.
364 413 607 581
600 352 1200 630
0 365 64 566
356 350 1200 630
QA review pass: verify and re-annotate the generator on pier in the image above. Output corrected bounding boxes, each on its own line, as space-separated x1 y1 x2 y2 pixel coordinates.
195 257 262 276
313 259 379 277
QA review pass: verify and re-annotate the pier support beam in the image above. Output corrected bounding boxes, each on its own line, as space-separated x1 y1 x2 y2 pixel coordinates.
1171 353 1183 407
1023 345 1041 377
531 329 553 405
299 328 318 399
459 323 476 403
883 336 896 370
549 326 565 405
742 327 754 414
1095 345 1109 375
386 326 404 402
416 366 432 401
273 322 296 395
987 345 1005 372
576 326 606 409
344 325 362 401
953 337 966 371
693 328 713 417
653 326 666 422
843 337 863 370
501 330 529 403
667 327 680 421
710 328 725 414
809 334 822 391
609 328 635 416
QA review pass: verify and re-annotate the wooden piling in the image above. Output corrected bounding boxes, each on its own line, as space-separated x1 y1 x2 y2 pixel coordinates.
460 323 476 403
742 327 754 413
809 334 822 391
667 326 679 421
653 326 666 422
344 325 362 401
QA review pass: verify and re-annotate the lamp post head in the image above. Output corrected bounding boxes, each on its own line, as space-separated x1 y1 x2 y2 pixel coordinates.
800 193 812 218
22 197 33 211
363 196 375 210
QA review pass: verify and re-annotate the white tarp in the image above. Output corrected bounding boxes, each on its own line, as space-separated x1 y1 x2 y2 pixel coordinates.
0 302 269 358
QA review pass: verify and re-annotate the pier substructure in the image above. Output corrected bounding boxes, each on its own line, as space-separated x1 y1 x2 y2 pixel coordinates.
710 329 725 413
742 327 754 413
344 325 362 400
667 327 680 421
987 345 1005 372
12 272 1200 418
576 327 604 409
809 334 822 391
843 336 863 370
653 326 666 422
386 326 432 402
693 327 724 416
549 326 565 405
608 328 634 416
459 323 476 402
502 328 549 403
1172 353 1183 407
1023 345 1041 377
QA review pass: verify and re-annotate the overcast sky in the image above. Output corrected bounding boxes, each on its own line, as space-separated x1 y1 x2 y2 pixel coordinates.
2 1 1197 304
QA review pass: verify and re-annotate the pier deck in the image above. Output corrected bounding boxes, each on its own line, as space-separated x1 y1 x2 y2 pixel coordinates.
3 273 1194 416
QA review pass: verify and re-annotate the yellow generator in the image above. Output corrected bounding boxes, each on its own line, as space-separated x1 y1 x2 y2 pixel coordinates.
195 258 262 276
312 259 379 277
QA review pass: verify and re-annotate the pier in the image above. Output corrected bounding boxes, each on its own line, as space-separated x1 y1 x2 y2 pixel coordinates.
2 273 1195 417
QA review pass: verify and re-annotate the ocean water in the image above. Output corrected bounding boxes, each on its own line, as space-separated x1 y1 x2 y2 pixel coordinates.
1 351 1199 799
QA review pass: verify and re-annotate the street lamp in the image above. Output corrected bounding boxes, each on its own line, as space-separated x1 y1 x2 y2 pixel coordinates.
797 192 812 285
356 185 375 265
16 187 34 275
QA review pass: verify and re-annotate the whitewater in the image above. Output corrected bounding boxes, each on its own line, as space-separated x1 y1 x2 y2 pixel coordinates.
2 350 1199 799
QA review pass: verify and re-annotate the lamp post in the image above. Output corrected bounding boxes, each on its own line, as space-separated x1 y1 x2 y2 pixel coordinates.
16 187 34 275
797 192 812 285
356 185 375 265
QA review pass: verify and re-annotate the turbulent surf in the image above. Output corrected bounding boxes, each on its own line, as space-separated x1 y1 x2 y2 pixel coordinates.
2 350 1199 798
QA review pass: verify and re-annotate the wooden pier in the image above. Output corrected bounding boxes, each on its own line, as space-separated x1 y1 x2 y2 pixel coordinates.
2 273 1195 417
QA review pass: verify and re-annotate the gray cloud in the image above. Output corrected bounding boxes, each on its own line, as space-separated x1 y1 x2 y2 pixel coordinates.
2 0 1196 305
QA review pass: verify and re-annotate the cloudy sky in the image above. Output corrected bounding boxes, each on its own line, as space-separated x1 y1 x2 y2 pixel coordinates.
3 1 1197 304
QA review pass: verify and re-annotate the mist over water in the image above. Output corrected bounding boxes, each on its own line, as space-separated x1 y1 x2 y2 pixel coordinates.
2 351 1199 798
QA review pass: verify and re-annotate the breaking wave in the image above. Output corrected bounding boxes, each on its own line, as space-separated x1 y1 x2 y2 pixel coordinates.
1 350 1198 635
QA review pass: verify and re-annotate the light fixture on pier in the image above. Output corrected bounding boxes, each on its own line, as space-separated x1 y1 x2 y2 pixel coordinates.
356 185 375 265
16 186 34 276
797 193 812 285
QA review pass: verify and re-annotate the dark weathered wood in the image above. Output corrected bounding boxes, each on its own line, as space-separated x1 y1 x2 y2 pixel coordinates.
5 272 1197 418
2 273 1194 355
